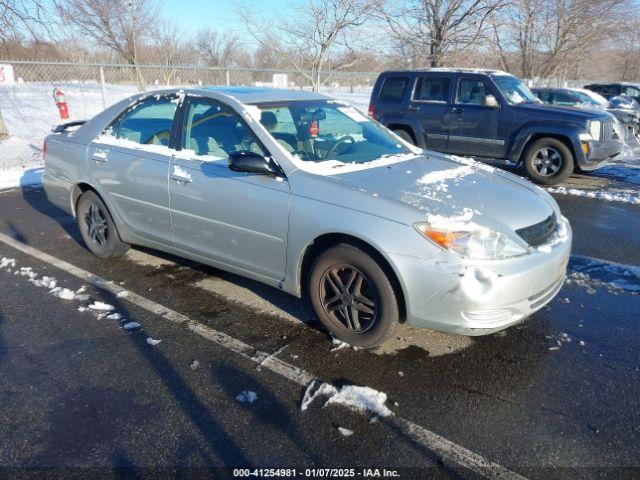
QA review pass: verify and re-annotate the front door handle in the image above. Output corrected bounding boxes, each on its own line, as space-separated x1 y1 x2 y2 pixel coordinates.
408 104 419 111
452 107 464 114
170 165 192 184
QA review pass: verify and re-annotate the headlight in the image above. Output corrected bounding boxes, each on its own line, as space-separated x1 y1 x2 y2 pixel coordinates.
589 120 601 140
414 223 529 260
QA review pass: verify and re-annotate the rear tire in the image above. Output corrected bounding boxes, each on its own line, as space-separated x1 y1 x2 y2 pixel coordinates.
309 244 399 348
76 191 129 259
523 137 574 185
393 129 415 145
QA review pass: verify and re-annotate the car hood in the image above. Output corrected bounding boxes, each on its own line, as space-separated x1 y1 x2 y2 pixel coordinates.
517 102 608 121
326 154 557 232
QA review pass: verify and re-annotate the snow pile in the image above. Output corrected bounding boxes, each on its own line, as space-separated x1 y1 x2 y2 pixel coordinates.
122 321 141 330
236 391 258 404
567 255 640 293
425 207 483 232
546 186 640 205
49 287 77 300
338 427 354 436
301 379 392 417
88 301 115 311
146 337 162 346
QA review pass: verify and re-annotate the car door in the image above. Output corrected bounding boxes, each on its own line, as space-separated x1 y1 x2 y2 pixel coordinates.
445 76 504 158
86 94 178 246
409 74 452 151
168 96 290 282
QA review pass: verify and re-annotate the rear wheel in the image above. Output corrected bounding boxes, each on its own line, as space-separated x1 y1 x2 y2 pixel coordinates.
523 137 574 185
76 191 129 258
309 244 399 348
393 129 415 145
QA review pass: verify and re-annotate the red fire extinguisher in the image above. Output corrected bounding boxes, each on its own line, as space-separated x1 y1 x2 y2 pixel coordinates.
53 88 69 120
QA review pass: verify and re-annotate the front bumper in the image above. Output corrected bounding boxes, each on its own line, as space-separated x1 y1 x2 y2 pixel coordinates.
390 225 572 335
578 138 621 170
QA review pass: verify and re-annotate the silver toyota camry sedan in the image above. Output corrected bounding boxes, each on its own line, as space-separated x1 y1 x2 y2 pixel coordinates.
43 87 572 347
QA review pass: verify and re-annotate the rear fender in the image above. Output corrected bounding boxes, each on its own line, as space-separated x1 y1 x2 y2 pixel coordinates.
377 114 425 148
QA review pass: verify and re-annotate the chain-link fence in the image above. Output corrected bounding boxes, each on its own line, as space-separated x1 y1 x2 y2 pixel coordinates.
0 59 600 152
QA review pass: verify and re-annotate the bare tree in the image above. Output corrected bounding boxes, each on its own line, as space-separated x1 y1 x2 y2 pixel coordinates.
238 0 380 91
378 0 507 68
0 0 51 42
490 0 633 80
195 28 242 68
54 0 159 89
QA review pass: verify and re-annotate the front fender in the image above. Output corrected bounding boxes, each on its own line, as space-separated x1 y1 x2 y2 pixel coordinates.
508 123 586 164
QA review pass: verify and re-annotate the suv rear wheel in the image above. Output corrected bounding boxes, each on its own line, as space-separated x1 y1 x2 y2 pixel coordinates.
309 244 399 348
393 129 415 145
523 137 574 185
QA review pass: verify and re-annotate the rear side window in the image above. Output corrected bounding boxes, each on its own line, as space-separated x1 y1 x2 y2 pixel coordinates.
414 77 450 102
379 77 408 102
113 97 177 146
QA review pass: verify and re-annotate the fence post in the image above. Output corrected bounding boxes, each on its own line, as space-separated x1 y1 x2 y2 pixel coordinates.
99 65 107 109
226 69 230 86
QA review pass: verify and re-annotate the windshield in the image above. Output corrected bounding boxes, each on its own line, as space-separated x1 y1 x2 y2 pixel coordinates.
255 101 411 165
572 91 600 106
491 75 539 104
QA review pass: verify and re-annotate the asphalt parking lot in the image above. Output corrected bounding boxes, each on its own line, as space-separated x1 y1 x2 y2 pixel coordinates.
0 170 639 479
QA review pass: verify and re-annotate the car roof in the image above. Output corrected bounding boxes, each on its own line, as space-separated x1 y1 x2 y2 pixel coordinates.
379 68 511 76
197 86 330 103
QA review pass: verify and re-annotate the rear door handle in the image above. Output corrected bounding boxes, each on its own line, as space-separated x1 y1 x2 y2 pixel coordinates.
452 107 464 114
92 149 108 163
408 104 419 111
170 174 192 184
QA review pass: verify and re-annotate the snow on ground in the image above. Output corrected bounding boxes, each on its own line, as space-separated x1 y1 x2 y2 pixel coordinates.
546 185 640 205
567 255 640 293
236 390 258 404
301 379 393 417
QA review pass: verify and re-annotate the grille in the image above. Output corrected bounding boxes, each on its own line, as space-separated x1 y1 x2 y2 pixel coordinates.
601 119 614 140
516 213 557 247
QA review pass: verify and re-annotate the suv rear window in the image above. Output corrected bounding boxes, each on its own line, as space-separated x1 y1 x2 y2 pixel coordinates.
414 77 450 102
379 77 408 102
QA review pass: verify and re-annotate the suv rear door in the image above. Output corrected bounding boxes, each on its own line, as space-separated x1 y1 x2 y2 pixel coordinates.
409 73 452 150
446 75 504 158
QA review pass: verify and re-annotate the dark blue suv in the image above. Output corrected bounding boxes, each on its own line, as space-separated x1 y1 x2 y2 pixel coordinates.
369 69 621 185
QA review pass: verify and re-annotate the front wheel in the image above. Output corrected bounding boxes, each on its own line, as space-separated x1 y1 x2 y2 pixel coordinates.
523 137 574 185
76 191 129 258
309 244 399 348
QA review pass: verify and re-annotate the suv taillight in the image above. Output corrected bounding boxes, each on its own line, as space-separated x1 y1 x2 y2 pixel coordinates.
368 103 374 118
42 140 47 161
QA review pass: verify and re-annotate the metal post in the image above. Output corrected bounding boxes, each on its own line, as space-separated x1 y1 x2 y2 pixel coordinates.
226 69 230 86
99 65 107 109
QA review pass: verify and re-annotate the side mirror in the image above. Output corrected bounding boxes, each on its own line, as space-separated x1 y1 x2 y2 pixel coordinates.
485 94 499 108
228 151 279 176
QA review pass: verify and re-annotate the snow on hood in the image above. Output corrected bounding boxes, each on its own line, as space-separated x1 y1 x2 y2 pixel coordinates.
317 153 557 232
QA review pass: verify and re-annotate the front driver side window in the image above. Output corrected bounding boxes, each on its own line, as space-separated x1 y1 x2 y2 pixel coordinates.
457 79 488 106
113 96 177 146
181 99 267 159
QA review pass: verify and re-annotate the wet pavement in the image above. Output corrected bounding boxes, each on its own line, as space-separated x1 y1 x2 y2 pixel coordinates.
0 181 639 479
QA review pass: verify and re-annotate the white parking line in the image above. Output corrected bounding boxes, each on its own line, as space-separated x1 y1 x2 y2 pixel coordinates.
0 231 527 480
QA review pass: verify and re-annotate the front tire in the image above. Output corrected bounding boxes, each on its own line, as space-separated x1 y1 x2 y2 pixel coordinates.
76 191 129 258
523 137 574 185
309 244 399 348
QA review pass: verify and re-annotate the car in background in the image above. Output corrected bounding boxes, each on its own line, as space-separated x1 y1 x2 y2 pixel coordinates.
369 69 622 185
533 87 640 146
43 87 572 347
584 82 640 104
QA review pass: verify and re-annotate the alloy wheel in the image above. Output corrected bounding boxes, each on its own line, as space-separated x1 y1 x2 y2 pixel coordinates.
84 203 109 248
319 264 378 333
532 147 563 176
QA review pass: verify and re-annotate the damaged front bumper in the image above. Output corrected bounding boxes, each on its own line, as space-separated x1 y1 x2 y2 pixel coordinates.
390 224 572 335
